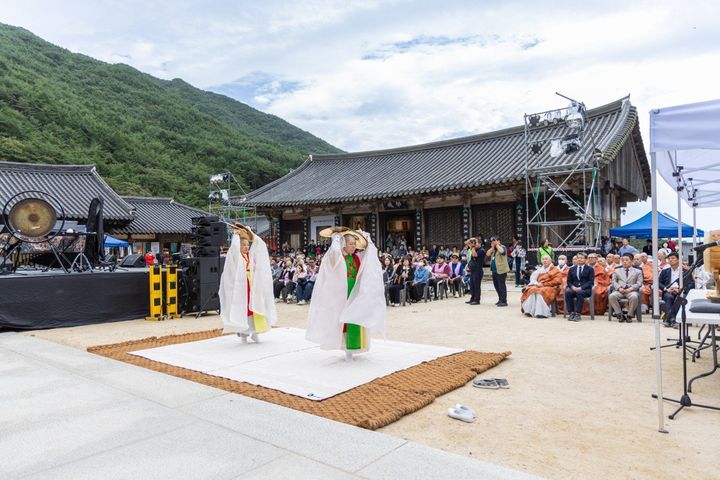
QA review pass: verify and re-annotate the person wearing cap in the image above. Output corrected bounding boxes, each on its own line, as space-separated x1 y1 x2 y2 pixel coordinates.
219 224 277 343
306 227 386 361
486 236 510 306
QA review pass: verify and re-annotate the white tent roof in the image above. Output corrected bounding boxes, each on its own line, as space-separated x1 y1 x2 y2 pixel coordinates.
650 98 720 207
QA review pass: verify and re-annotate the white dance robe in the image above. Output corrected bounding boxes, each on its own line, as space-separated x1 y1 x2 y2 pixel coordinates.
306 231 386 351
219 233 277 335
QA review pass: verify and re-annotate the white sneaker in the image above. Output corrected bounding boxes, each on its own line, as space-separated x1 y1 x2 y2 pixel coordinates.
298 300 306 305
274 298 281 303
250 333 259 343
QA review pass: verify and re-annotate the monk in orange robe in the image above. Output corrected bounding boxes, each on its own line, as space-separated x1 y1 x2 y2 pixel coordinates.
593 257 610 315
521 255 562 316
638 253 654 309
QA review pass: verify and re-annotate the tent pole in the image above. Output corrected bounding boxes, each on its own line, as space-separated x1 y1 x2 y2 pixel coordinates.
692 205 698 256
677 177 683 288
651 152 667 433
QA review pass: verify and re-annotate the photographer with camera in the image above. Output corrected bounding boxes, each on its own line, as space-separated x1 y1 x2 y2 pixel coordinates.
486 236 510 307
465 237 486 305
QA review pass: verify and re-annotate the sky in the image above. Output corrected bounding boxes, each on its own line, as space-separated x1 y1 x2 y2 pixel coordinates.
2 0 720 232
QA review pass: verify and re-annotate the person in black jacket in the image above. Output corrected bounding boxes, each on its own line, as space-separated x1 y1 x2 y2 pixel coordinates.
564 252 595 321
388 257 414 306
659 252 695 327
465 237 486 305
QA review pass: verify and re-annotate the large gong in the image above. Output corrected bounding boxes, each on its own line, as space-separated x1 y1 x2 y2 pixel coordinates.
2 191 65 243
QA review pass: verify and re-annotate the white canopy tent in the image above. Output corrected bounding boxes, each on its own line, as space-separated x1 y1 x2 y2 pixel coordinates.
649 98 720 432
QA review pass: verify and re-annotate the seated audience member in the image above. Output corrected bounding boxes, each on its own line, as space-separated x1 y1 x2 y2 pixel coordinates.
428 255 451 300
520 255 562 318
659 252 695 328
381 256 395 285
593 256 611 315
410 258 431 302
555 255 570 312
638 253 654 312
296 258 318 305
287 263 305 303
656 250 669 271
273 259 295 300
388 257 414 306
448 254 465 296
585 253 607 315
608 253 643 322
564 252 594 322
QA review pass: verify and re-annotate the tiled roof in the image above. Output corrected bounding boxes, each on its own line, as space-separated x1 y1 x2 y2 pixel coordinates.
241 97 649 207
112 197 209 235
0 161 134 221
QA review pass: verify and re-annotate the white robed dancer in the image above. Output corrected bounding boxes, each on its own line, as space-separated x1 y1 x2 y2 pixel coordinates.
219 224 277 342
306 227 386 361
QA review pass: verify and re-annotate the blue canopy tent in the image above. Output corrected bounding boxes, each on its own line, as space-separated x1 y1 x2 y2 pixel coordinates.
609 211 703 239
104 234 129 248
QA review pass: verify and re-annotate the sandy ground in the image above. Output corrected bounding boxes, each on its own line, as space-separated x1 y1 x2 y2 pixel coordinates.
25 284 720 480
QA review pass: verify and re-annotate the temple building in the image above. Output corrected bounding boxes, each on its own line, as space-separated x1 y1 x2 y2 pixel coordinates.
240 96 650 252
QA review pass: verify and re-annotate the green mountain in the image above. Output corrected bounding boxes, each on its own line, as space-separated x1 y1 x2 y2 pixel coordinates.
0 23 342 208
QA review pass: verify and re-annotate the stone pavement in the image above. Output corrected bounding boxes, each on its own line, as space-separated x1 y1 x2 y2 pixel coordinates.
0 332 536 480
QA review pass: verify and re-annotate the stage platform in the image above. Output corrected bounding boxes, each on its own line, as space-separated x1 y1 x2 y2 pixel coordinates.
130 327 463 400
0 269 149 330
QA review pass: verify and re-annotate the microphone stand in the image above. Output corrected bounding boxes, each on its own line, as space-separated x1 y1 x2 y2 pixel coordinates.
652 256 720 418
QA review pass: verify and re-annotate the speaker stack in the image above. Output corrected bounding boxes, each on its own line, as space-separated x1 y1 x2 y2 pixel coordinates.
179 216 227 314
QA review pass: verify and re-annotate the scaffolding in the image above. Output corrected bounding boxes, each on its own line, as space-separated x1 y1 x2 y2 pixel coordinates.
207 172 258 231
524 94 601 249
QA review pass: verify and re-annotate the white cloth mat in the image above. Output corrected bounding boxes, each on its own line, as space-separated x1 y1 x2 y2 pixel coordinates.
129 327 462 400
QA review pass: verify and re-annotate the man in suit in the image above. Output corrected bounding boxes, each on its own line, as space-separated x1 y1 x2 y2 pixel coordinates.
564 252 594 322
608 253 644 322
659 252 695 328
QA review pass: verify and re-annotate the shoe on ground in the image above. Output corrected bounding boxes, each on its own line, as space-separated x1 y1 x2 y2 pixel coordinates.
448 406 475 423
497 302 508 307
662 320 672 328
250 333 259 343
454 404 476 417
472 378 499 389
297 300 306 305
469 301 480 305
494 378 510 389
465 300 473 304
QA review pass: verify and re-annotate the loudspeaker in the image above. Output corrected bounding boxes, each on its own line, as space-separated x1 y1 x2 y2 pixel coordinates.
178 257 225 313
191 215 220 226
119 254 146 268
194 246 220 257
190 222 226 250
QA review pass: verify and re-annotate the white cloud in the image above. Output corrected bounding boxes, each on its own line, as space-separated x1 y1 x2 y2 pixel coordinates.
2 0 720 229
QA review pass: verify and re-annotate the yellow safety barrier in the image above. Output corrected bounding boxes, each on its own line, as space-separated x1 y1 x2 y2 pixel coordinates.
164 264 181 319
145 265 164 321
